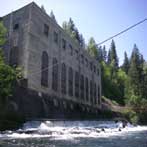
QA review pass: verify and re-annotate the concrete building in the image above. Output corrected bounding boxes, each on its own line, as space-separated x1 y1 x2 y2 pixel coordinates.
1 2 101 119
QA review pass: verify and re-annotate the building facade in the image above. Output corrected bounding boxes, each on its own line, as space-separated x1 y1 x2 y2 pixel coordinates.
2 2 101 118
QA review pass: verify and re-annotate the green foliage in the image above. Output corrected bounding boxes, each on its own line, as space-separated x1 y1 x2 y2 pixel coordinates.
122 51 129 74
0 22 20 109
0 62 16 101
125 96 147 124
50 10 57 23
102 45 107 63
0 22 7 45
62 18 85 47
101 62 127 104
107 40 119 70
128 44 145 98
122 108 139 124
87 37 98 58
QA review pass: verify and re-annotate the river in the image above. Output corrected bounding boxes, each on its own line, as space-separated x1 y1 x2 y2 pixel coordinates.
0 120 147 147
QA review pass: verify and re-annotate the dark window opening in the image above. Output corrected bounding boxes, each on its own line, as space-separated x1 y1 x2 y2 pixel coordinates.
54 31 58 44
85 77 89 101
85 58 88 67
13 23 19 30
94 66 96 73
75 50 79 59
75 71 79 98
52 58 58 91
81 55 84 64
69 44 73 56
80 74 84 100
94 83 97 104
44 24 49 37
90 62 93 71
68 67 73 96
61 63 67 94
97 68 99 76
41 51 49 87
90 80 93 104
98 85 100 104
62 39 66 50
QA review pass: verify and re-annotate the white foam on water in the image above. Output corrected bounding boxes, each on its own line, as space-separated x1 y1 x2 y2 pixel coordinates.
0 121 147 140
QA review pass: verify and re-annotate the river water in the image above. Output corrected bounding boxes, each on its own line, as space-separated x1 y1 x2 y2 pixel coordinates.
0 120 147 147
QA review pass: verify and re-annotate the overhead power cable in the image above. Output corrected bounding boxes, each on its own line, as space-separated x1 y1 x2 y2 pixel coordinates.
97 18 147 46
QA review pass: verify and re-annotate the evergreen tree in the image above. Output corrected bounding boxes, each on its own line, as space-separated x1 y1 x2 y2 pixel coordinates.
143 62 147 99
68 18 75 34
87 37 98 58
41 5 46 13
62 18 85 47
50 10 57 23
97 46 103 62
62 21 68 32
128 44 144 97
107 49 111 65
110 39 119 69
102 45 107 63
79 34 85 48
74 27 80 43
122 51 129 74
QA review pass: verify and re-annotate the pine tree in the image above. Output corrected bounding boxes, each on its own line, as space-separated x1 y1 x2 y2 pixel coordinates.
102 45 107 63
110 39 119 69
50 10 57 23
122 51 129 74
62 21 67 29
62 18 85 47
128 44 144 97
97 46 103 62
87 37 98 58
41 5 46 13
68 18 75 34
143 62 147 99
107 40 119 69
79 34 85 48
107 49 111 65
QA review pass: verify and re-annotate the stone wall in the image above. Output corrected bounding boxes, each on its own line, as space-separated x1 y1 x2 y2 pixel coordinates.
2 2 102 119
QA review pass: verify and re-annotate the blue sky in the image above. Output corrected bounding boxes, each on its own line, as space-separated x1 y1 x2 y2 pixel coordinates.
0 0 147 65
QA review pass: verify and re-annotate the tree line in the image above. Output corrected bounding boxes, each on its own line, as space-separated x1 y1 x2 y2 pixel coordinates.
61 17 147 123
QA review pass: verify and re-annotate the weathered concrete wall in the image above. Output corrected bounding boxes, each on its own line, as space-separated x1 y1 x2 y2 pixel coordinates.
26 3 101 108
11 85 101 120
2 2 102 119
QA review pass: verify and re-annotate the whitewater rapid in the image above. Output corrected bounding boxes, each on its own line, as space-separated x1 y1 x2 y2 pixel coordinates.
0 121 147 140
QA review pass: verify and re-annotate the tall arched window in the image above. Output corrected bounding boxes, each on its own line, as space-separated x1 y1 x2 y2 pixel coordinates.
75 71 79 98
61 63 66 94
52 58 58 91
85 77 89 102
90 80 93 104
94 83 97 104
68 67 73 96
41 51 49 87
98 85 100 104
80 74 84 100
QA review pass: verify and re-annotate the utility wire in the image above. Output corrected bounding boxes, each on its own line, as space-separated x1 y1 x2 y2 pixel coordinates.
16 18 147 80
97 18 147 46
